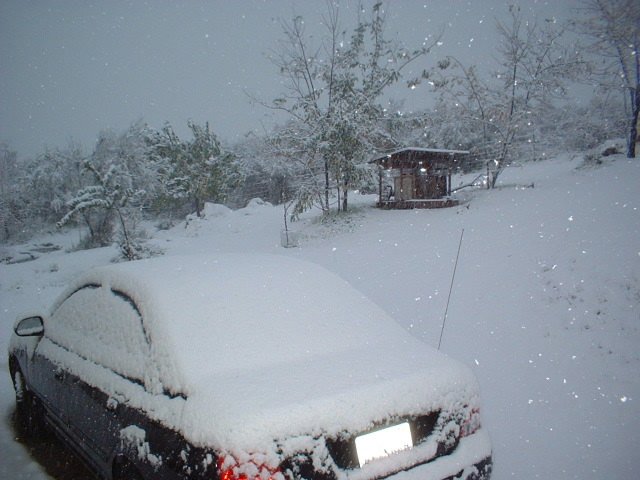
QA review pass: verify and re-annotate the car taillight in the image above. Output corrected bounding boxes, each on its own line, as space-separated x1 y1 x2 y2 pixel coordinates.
217 454 283 480
460 407 482 438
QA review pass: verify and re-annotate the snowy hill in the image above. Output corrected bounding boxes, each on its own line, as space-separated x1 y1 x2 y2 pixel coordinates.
1 154 639 479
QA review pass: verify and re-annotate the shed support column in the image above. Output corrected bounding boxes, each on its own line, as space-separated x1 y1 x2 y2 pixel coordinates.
377 166 383 207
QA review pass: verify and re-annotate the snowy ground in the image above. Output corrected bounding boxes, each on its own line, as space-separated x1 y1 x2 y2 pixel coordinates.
1 153 639 479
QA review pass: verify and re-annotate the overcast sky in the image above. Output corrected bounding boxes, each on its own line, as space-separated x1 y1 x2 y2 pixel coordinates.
0 0 580 159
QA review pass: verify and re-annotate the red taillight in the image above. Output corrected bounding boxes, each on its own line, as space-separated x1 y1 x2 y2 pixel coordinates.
218 464 236 480
460 407 482 438
217 454 282 480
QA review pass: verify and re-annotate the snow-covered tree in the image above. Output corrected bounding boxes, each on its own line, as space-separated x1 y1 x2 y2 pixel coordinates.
267 1 437 214
433 6 585 186
0 143 26 241
91 120 162 208
13 141 86 232
57 158 141 250
575 0 640 158
151 121 240 217
266 120 330 218
228 132 294 208
57 122 157 252
1 142 90 241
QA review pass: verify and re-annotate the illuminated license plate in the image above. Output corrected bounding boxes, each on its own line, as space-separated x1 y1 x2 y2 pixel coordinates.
355 422 413 467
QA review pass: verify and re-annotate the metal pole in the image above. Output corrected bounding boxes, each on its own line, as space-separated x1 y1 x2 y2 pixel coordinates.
438 228 465 350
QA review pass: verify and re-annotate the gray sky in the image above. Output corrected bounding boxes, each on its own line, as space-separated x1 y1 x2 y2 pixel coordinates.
0 0 579 158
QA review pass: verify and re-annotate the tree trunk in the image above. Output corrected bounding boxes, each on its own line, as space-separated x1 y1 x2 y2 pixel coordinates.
627 87 639 158
115 207 135 260
342 180 349 212
82 211 96 240
324 158 330 214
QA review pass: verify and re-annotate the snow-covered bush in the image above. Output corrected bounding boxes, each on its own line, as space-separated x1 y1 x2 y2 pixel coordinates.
116 235 163 262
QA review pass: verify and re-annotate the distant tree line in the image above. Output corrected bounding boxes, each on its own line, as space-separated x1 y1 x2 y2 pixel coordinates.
0 0 636 250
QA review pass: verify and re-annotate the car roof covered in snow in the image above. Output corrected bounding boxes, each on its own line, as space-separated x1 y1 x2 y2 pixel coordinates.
53 254 412 390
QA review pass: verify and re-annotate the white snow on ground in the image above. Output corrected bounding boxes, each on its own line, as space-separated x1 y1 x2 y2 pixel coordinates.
1 153 639 478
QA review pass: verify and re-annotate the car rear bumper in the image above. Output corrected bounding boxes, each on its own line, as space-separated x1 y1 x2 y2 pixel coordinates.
385 429 492 480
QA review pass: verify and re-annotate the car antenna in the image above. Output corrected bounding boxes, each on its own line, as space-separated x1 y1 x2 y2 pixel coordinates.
438 228 464 351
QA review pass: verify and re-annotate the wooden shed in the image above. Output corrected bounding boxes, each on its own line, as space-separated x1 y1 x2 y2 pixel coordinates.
369 148 468 209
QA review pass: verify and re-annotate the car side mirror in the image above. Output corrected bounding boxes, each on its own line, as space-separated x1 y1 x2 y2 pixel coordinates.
14 316 44 337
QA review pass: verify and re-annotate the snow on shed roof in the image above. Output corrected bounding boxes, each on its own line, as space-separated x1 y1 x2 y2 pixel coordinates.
370 147 470 163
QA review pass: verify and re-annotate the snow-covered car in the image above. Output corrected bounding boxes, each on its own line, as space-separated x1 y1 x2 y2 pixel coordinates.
8 254 492 480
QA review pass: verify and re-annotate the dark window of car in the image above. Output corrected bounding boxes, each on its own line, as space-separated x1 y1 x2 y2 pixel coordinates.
46 285 150 382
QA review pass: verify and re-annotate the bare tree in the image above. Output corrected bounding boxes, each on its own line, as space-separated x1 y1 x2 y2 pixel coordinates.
576 0 640 158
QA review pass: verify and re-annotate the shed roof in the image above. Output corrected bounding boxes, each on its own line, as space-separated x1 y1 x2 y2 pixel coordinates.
369 147 469 164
